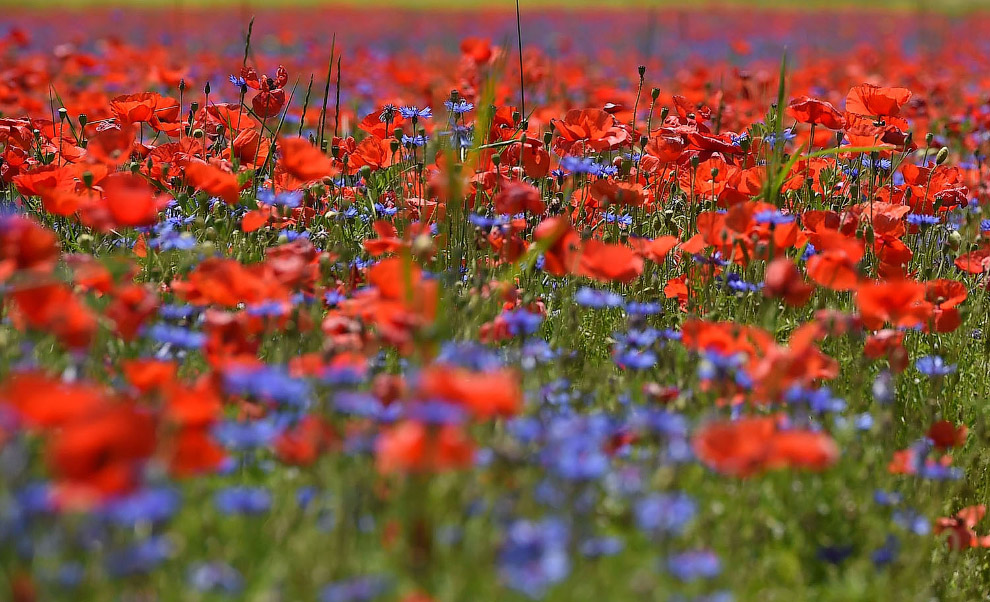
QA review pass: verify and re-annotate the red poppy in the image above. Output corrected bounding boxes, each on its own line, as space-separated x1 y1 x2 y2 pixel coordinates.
493 181 545 215
101 172 171 228
578 239 643 284
787 96 846 130
928 420 968 449
763 258 813 306
845 84 912 117
935 506 990 550
184 161 242 205
418 364 522 418
279 136 336 182
242 65 288 118
376 421 475 474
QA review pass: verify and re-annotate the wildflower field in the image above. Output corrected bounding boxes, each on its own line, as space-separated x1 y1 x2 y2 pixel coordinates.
3 3 990 601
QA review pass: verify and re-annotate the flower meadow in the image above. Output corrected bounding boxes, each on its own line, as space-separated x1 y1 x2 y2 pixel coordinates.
4 4 990 601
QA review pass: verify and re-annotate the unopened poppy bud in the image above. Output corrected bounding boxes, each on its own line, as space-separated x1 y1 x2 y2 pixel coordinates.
925 132 934 146
936 147 949 165
512 110 521 123
637 65 646 79
82 171 94 188
739 137 751 153
390 139 400 153
393 126 403 140
620 159 633 176
520 119 529 131
651 87 660 100
543 131 552 146
130 162 140 174
492 153 501 166
948 230 962 251
690 155 700 169
864 225 875 245
77 233 94 251
192 128 204 139
639 135 649 147
359 165 372 180
660 107 669 121
331 145 340 158
179 79 186 92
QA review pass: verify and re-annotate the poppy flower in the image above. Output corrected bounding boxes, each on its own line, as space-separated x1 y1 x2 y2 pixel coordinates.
845 84 912 117
578 239 643 284
242 65 288 118
101 172 171 228
935 506 990 550
534 217 580 277
787 96 845 130
418 364 522 418
552 108 629 152
376 421 475 474
693 416 838 477
763 258 813 306
855 279 927 330
928 420 968 450
48 405 157 508
806 231 864 291
629 235 678 264
184 161 242 205
278 137 336 182
493 181 545 215
0 215 58 281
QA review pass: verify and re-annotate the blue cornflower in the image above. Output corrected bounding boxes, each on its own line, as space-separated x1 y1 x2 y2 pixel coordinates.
258 189 303 208
753 209 795 225
101 488 180 526
401 134 429 147
213 419 283 450
437 341 503 371
498 519 570 598
874 489 904 506
574 286 624 308
666 550 721 582
625 301 663 316
615 348 658 370
333 392 387 419
503 308 543 336
893 509 930 535
603 211 633 227
915 355 956 377
146 323 205 349
873 535 900 567
188 561 243 594
444 99 474 114
228 75 247 88
214 487 272 515
634 492 696 535
399 106 432 119
906 213 940 227
579 537 624 558
766 128 796 150
320 576 390 602
223 365 311 406
106 536 173 577
982 219 990 231
445 124 474 148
